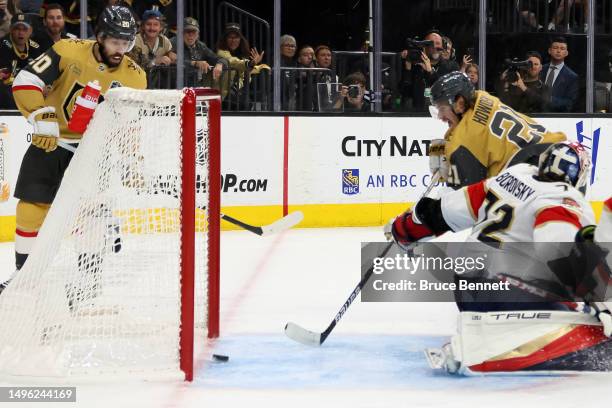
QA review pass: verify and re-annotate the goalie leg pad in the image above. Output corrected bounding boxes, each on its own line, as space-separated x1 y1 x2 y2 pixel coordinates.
440 311 612 375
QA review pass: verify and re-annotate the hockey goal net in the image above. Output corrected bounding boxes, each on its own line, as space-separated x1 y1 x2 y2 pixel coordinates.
0 88 220 381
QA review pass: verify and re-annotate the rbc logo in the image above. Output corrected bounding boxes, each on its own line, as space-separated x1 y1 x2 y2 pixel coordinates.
342 169 359 195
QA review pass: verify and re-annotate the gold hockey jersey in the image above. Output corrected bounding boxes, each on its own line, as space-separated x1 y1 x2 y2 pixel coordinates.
12 39 147 140
444 90 566 188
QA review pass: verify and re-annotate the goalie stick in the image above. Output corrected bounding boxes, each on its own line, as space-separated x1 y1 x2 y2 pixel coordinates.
285 172 440 346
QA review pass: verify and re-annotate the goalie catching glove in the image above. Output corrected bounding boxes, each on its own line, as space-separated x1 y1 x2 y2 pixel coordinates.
28 107 59 153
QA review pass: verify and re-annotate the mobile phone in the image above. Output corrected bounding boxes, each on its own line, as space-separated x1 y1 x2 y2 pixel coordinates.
465 47 475 60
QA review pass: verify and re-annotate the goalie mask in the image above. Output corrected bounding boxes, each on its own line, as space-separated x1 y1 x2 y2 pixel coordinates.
538 141 591 194
96 6 137 53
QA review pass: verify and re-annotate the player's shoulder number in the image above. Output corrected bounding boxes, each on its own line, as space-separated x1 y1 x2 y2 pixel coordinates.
489 105 546 149
30 53 53 74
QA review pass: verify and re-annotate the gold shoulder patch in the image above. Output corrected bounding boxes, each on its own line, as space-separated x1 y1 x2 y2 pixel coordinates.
126 57 144 74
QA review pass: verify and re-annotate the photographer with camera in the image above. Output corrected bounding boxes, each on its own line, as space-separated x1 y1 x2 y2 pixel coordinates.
337 71 369 112
399 30 459 111
496 51 550 113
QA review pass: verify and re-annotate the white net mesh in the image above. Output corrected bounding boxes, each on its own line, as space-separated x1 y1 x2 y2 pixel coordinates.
0 88 214 380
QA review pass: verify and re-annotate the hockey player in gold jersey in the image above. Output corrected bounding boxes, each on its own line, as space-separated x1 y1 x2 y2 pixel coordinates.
427 71 566 189
6 5 146 277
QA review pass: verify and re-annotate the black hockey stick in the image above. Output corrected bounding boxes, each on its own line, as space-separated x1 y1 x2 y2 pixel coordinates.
285 172 440 346
220 211 303 236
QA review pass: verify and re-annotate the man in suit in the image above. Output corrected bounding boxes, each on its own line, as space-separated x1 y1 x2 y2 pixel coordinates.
540 36 579 112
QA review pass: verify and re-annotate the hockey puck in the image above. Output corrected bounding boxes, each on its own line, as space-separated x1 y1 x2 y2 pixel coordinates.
212 354 229 362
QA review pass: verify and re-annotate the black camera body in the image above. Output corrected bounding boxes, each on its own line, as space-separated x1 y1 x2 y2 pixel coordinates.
347 85 360 98
505 58 533 82
405 37 434 63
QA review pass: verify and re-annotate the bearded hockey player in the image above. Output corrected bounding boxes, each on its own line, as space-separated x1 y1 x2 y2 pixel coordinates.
390 142 612 374
427 71 566 189
4 5 146 291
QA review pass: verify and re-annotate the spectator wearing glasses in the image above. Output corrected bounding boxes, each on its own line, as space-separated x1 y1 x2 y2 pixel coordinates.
280 34 297 110
280 34 297 66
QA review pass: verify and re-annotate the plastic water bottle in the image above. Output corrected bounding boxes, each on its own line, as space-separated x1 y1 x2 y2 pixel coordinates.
67 80 101 134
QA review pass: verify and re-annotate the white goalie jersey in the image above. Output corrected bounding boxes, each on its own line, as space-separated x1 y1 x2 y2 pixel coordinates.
440 163 595 244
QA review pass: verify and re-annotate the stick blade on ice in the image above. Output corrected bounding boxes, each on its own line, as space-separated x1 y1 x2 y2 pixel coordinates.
284 322 322 346
262 211 304 236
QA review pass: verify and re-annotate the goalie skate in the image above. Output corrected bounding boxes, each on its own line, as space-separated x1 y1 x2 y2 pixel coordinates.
424 343 460 373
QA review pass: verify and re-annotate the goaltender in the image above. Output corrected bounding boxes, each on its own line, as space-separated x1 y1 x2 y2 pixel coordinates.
7 5 146 279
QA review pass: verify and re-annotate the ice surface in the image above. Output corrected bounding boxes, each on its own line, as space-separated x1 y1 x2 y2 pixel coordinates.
0 227 609 408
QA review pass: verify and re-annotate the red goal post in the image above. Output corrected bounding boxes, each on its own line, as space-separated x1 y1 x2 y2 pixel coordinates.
180 88 221 381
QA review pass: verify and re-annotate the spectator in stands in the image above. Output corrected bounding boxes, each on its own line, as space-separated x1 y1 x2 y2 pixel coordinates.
170 17 226 87
131 1 176 35
280 34 297 110
516 0 547 31
129 9 174 69
280 34 297 66
0 13 43 109
398 29 459 111
0 0 14 39
540 36 578 112
215 22 268 110
295 44 316 110
339 71 369 112
463 63 479 89
497 51 549 113
440 35 455 62
33 3 75 51
41 0 93 37
315 44 332 69
314 45 338 82
297 44 314 68
548 0 589 33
